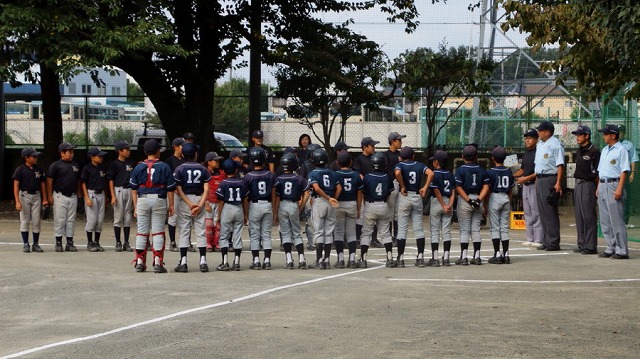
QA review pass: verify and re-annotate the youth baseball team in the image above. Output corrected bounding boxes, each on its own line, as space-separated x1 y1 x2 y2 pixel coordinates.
12 122 634 273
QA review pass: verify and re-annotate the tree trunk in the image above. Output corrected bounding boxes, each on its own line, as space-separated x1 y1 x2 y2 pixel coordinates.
40 63 63 167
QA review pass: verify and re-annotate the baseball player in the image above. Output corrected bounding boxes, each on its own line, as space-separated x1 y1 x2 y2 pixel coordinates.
617 125 638 226
298 143 322 250
229 149 249 179
394 146 433 267
597 124 630 259
13 147 48 253
570 126 600 255
107 140 135 252
334 150 363 268
215 159 249 271
358 152 394 268
486 147 515 264
353 137 383 248
204 151 226 252
80 147 108 252
307 148 341 269
454 145 490 265
173 143 212 273
243 147 277 270
47 142 81 253
274 152 310 269
427 150 455 267
513 129 543 247
385 132 405 246
130 139 176 273
165 137 186 252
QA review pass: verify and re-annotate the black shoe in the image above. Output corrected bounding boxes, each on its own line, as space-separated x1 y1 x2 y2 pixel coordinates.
426 258 440 267
504 256 511 264
415 258 425 268
572 248 582 253
385 259 395 268
32 244 43 253
262 261 272 270
442 257 451 267
488 256 503 264
598 252 613 258
55 243 64 252
115 242 123 252
87 242 97 252
334 260 346 269
233 263 241 271
285 262 294 269
200 263 209 272
174 263 189 273
153 264 167 273
23 243 31 253
65 244 77 252
395 259 406 268
611 254 629 259
355 260 367 268
322 261 331 270
188 244 197 252
347 260 357 268
545 247 560 251
135 263 146 272
123 242 133 252
454 257 469 266
537 245 548 251
95 243 104 252
250 261 262 270
217 263 231 271
581 249 598 255
470 257 482 265
298 261 307 270
169 242 178 252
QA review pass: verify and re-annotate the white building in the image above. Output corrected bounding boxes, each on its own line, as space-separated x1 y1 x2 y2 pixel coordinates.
61 67 127 98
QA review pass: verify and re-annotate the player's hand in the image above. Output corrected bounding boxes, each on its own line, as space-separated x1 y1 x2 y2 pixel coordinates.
111 197 116 206
418 188 426 197
444 205 451 214
205 203 212 212
15 202 22 211
168 206 174 217
191 205 201 216
48 196 54 205
614 188 623 200
630 172 635 183
400 188 408 196
85 198 93 207
244 217 248 226
133 208 137 218
273 215 279 225
515 177 527 185
554 183 563 196
42 200 49 207
468 199 480 209
329 198 339 208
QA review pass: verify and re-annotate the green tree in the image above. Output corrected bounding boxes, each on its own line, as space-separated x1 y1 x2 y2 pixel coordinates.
390 44 496 153
213 78 268 141
127 80 145 103
499 1 640 99
275 25 389 152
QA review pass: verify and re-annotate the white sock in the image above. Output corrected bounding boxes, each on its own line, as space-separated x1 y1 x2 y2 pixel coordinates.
338 252 344 262
349 253 355 261
155 256 161 266
181 256 187 265
200 256 206 265
504 250 509 257
254 256 260 264
265 257 270 263
362 253 367 261
223 254 228 265
462 249 468 259
444 251 450 260
399 253 404 261
474 250 480 259
286 252 293 263
433 250 439 260
387 251 392 261
299 253 305 263
234 255 239 265
417 252 423 260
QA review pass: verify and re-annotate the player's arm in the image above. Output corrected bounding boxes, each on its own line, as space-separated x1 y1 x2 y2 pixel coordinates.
167 190 175 217
554 165 564 195
216 201 224 225
109 179 116 205
40 179 48 206
242 197 249 225
333 183 342 201
615 171 628 200
269 162 275 174
82 181 92 207
433 187 446 210
447 188 456 214
311 183 338 207
455 186 470 203
356 190 363 219
46 177 54 204
13 179 22 211
131 189 138 217
394 168 407 195
419 168 435 197
271 187 278 224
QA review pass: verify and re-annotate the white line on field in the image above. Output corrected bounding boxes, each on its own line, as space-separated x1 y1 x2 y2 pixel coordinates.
388 278 640 284
0 265 383 359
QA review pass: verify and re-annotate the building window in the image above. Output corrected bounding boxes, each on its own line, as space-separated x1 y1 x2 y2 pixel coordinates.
111 87 121 96
81 84 92 94
97 86 106 96
68 83 76 94
565 100 574 107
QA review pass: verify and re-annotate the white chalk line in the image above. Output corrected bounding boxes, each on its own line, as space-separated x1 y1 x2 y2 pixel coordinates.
389 278 640 284
1 265 383 359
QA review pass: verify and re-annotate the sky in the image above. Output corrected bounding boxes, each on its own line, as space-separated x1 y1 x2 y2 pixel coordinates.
225 1 532 84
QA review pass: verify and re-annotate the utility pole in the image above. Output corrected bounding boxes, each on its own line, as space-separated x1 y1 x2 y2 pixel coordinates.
248 0 262 147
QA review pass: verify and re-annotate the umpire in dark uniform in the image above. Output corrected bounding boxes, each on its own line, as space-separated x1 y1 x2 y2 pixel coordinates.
570 126 600 254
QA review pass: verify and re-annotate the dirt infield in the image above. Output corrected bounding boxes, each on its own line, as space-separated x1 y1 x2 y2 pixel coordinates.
1 212 639 358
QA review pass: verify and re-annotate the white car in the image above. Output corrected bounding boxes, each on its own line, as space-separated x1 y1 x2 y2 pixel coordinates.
132 129 245 152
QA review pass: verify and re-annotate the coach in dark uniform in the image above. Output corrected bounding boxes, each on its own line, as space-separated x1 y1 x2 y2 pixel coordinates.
247 130 276 173
385 132 405 245
329 141 352 171
571 125 600 254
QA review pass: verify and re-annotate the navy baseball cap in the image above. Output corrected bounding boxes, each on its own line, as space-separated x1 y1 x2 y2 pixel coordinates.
182 132 195 140
571 126 591 135
114 140 130 151
143 139 161 154
536 121 554 132
361 137 379 147
523 128 539 138
388 132 406 143
181 142 197 157
87 147 107 158
205 151 224 162
252 130 264 138
598 124 620 135
462 145 477 159
399 146 415 159
491 146 507 162
221 159 239 174
336 150 352 166
58 142 76 151
229 149 247 159
429 150 448 163
21 147 41 157
172 137 185 147
334 141 351 152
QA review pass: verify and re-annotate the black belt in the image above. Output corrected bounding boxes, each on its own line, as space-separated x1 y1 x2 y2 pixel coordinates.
21 190 38 194
368 200 387 203
575 179 594 184
536 173 556 178
523 182 534 186
599 178 619 183
90 189 103 194
138 193 167 199
56 191 75 197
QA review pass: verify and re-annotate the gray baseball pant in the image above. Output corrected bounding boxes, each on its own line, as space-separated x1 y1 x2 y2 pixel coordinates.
135 195 167 251
430 196 452 243
278 200 303 246
361 202 391 246
489 192 510 241
522 184 543 244
53 192 77 238
85 190 105 232
113 187 133 228
177 194 206 248
312 197 336 245
397 192 425 240
598 182 628 256
457 194 482 244
19 191 42 233
219 204 244 250
248 201 273 251
335 200 357 243
388 179 400 221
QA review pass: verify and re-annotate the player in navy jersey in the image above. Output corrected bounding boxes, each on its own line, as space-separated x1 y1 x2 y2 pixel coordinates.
308 148 342 269
107 140 135 252
47 142 81 253
243 147 277 269
334 150 363 268
215 159 249 271
165 137 186 252
274 153 310 269
173 143 213 272
428 150 456 266
80 147 108 252
394 146 433 267
454 145 490 265
13 147 48 253
486 147 515 264
298 143 321 251
358 152 394 268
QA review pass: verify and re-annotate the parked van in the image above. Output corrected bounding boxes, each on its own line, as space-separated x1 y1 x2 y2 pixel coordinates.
132 129 244 152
